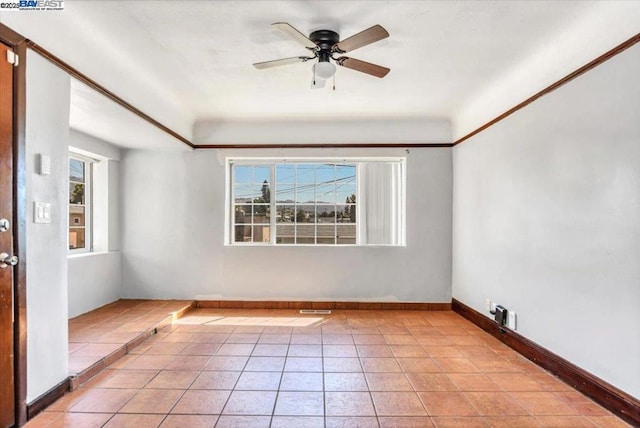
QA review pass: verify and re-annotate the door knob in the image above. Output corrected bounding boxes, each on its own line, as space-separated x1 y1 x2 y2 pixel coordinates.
0 252 18 268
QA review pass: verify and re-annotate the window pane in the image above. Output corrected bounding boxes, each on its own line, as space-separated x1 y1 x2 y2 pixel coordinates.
337 224 356 244
253 205 270 224
337 236 356 245
276 183 295 203
69 227 85 250
295 187 315 204
253 225 270 243
317 238 335 244
234 185 253 203
254 180 271 204
69 158 84 182
337 185 357 203
336 164 356 181
316 164 334 182
296 164 315 183
296 237 315 244
234 225 251 242
296 205 315 223
276 205 294 223
276 164 295 184
336 204 355 223
253 183 270 203
346 204 357 223
276 225 294 244
296 224 315 244
316 206 335 223
317 225 336 244
69 205 85 226
234 165 252 183
254 166 271 184
316 182 335 203
69 183 85 204
234 205 251 223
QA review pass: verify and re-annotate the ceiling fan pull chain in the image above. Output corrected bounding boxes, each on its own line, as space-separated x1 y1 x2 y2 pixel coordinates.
333 73 336 91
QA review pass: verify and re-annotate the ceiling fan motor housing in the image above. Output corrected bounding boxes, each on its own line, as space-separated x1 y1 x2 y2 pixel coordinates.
309 29 341 59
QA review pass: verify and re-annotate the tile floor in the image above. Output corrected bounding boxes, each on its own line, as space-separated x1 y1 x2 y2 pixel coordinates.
68 300 193 378
29 307 630 427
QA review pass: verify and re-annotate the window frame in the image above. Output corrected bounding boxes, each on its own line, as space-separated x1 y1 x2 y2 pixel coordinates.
225 157 405 247
68 152 93 254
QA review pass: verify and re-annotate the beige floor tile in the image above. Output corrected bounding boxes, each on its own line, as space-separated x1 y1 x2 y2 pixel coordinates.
235 371 282 390
372 391 428 416
190 370 241 389
324 372 369 391
119 388 184 413
144 370 198 389
102 414 165 428
325 391 376 416
274 391 324 416
158 414 219 427
171 389 231 414
223 390 277 415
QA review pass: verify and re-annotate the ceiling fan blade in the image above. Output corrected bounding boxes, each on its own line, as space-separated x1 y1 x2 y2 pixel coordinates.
335 24 389 53
272 22 317 49
253 56 309 69
337 57 390 78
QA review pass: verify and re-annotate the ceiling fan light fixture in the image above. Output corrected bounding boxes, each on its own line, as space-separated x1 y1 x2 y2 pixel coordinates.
314 61 337 80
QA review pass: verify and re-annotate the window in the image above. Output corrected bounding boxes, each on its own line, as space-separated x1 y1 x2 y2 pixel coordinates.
227 158 405 246
69 154 92 252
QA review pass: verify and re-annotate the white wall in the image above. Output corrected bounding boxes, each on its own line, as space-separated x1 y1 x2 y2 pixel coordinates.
194 118 451 145
25 52 70 402
452 44 640 398
68 252 121 319
452 1 640 140
67 130 122 318
120 144 452 302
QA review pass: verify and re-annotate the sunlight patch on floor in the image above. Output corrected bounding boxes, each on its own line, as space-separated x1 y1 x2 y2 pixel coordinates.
204 316 324 327
172 316 224 325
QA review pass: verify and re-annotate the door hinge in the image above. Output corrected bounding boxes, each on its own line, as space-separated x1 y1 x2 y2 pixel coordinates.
6 50 19 66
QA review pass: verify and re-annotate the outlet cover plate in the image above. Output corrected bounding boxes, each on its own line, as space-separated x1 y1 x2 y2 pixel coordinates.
507 312 517 330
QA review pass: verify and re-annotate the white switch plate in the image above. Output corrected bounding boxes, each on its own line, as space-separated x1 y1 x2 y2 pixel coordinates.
507 311 517 330
38 154 51 175
34 202 51 224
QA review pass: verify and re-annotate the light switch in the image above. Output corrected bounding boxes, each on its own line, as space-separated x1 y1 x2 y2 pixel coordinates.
34 202 51 224
38 154 51 175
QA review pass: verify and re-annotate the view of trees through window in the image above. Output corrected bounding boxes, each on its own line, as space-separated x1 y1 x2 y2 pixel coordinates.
233 163 356 245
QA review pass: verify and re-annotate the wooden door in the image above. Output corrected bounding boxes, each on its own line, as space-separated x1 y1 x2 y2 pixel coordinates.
0 41 15 428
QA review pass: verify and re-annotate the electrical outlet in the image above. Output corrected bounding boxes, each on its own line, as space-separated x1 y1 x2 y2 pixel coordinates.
485 298 492 312
490 301 497 313
494 305 507 325
507 311 517 330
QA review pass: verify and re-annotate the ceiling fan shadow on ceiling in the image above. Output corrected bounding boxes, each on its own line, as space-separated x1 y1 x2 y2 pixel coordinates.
253 22 390 90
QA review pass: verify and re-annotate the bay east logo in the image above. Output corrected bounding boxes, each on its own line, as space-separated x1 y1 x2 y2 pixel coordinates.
18 0 64 10
0 0 63 10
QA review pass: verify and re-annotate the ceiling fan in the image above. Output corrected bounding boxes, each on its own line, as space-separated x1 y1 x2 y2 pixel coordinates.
253 22 390 88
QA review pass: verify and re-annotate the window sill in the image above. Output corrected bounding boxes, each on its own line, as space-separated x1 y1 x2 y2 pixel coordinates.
225 244 406 248
67 251 119 259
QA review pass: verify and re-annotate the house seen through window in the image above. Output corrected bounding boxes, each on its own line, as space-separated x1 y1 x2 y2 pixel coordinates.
69 154 92 252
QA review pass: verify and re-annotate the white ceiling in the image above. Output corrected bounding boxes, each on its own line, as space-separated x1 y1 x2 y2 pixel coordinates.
1 1 639 148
